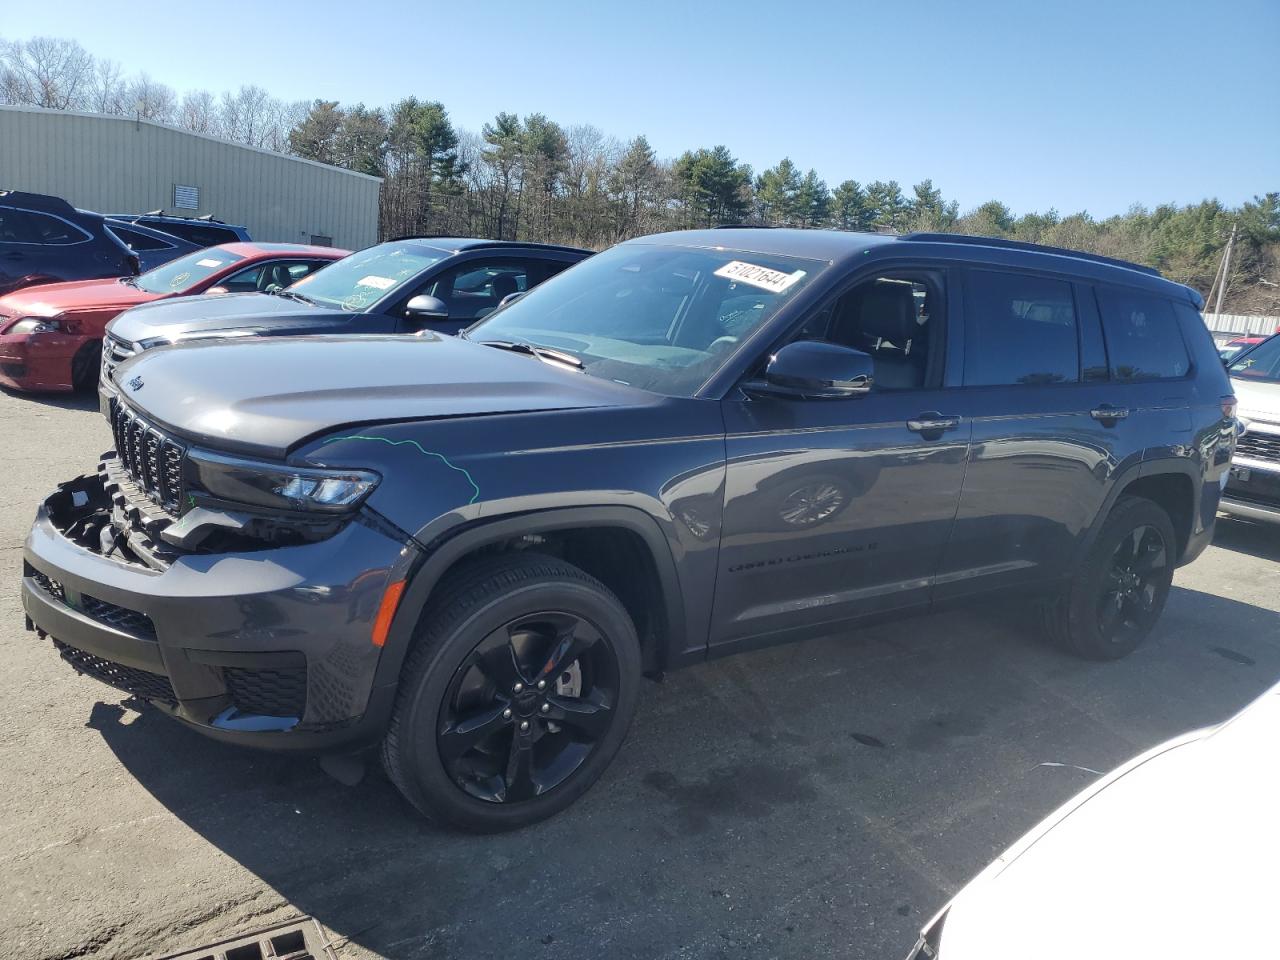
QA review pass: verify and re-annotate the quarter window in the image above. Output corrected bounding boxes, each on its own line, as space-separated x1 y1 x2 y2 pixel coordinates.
963 270 1079 386
1096 288 1189 380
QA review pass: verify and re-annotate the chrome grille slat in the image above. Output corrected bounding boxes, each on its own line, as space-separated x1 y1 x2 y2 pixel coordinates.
1237 432 1280 464
108 399 185 514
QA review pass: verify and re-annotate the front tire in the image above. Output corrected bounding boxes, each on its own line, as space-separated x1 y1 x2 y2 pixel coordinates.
381 553 641 831
1043 496 1177 660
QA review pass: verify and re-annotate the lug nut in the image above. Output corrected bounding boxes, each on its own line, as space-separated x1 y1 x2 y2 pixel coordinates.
513 682 524 694
502 708 512 719
519 720 530 732
537 680 547 691
540 703 550 714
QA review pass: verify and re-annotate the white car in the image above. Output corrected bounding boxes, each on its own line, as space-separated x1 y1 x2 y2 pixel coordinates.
906 680 1280 960
1223 333 1280 523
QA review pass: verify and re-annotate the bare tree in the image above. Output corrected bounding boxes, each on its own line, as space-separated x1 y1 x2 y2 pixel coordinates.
0 36 95 109
125 73 176 123
178 89 220 135
88 58 126 114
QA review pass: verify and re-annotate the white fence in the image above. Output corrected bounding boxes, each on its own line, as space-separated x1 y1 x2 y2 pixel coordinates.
1203 313 1280 338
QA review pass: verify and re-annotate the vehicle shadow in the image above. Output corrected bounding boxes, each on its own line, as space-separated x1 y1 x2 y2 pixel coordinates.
87 584 1280 959
1 386 98 411
1212 514 1280 562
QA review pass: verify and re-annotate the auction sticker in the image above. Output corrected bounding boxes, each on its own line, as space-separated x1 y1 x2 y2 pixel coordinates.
357 275 396 290
197 259 224 268
714 260 805 293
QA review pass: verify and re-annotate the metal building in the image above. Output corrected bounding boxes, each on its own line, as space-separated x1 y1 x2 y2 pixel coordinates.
0 105 381 249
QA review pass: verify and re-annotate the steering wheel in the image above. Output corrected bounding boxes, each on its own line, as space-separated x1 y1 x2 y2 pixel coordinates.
707 336 739 355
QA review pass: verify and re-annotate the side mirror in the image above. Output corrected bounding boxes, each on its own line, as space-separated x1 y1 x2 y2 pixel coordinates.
205 285 229 295
498 291 526 309
404 294 449 322
751 341 874 399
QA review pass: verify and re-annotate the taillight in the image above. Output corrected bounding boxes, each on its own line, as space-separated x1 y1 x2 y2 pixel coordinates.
1221 395 1237 420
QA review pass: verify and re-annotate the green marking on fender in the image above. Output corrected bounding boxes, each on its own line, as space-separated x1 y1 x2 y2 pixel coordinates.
316 435 481 504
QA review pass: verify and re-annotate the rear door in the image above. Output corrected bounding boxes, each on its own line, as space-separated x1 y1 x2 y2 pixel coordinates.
934 268 1151 598
0 206 84 292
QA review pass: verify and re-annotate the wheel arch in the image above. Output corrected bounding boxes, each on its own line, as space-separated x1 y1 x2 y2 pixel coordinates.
1078 459 1199 566
376 506 688 690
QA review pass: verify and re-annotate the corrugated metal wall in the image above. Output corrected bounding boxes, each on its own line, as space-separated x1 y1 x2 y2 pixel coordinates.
0 106 381 250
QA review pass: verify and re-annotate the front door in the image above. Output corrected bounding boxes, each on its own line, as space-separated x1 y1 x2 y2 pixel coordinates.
711 271 969 653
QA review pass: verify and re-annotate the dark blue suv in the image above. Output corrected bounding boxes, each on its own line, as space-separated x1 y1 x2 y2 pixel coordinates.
0 191 138 295
22 228 1234 831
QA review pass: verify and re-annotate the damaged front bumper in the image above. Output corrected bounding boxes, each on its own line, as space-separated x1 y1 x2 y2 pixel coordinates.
22 467 419 752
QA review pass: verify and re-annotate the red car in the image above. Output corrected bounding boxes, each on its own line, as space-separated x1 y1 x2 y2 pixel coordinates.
1219 335 1269 364
0 242 348 392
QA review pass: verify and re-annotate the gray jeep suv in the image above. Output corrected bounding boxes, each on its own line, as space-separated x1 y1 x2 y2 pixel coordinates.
22 229 1235 830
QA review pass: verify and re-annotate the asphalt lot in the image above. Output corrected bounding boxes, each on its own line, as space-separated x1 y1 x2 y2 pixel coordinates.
2 386 1278 960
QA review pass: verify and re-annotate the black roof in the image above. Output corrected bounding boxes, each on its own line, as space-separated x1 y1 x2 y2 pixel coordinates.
0 189 80 216
631 228 1198 305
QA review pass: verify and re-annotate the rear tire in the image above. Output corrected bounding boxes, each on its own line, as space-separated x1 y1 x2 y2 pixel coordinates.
381 553 641 831
1043 496 1177 660
71 339 102 392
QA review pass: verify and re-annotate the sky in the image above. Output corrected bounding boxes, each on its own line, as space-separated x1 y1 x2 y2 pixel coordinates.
4 0 1277 217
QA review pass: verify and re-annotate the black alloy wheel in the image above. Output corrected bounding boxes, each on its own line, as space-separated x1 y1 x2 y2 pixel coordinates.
1097 524 1169 646
438 610 620 804
382 553 641 831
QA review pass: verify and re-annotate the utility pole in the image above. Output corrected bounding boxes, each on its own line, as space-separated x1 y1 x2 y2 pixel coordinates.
1211 222 1238 322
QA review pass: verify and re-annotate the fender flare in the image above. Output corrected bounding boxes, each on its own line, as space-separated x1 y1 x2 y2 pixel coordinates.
370 505 688 692
1075 457 1201 567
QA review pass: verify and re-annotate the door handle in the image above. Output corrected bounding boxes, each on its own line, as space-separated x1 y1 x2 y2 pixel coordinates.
1090 405 1130 423
907 413 961 434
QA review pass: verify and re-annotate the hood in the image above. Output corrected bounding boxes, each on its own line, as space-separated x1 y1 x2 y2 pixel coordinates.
1230 374 1280 424
0 278 158 319
109 292 340 344
113 334 648 458
936 683 1280 960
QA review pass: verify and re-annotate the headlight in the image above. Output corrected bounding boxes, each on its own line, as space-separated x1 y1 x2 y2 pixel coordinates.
186 449 379 514
6 317 62 335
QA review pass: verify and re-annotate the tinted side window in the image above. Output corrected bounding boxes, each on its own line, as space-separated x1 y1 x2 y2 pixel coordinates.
428 259 532 323
29 212 87 244
963 269 1079 386
109 226 173 252
1096 287 1189 381
0 207 42 244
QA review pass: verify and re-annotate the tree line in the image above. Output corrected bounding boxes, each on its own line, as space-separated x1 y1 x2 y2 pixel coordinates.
3 34 1277 315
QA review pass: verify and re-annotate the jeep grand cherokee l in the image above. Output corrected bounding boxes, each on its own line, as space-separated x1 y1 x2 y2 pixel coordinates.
21 229 1235 831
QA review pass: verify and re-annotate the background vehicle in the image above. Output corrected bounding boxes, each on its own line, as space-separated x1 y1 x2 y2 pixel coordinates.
22 229 1234 831
103 220 201 272
98 237 591 392
905 680 1280 960
1222 332 1280 523
0 190 137 296
1218 334 1267 363
106 212 252 248
0 242 345 392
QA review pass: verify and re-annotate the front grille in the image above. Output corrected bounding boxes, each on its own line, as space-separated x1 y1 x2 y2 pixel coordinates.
1237 431 1280 464
225 663 308 718
53 639 176 703
101 333 135 382
110 399 186 514
28 566 157 639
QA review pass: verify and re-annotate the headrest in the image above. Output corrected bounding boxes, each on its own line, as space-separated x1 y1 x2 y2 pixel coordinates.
859 283 916 343
491 273 518 300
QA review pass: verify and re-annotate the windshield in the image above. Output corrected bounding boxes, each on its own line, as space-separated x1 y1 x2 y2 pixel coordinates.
1229 334 1280 383
466 243 824 396
133 248 245 294
286 242 443 311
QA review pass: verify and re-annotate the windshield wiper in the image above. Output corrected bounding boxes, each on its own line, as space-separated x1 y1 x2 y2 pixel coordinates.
478 339 584 370
121 276 140 288
276 289 316 305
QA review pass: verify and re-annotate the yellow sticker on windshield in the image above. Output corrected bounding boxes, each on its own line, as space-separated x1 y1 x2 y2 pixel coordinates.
714 260 805 293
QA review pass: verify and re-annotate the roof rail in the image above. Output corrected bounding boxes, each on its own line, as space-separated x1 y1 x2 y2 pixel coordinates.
900 232 1161 277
